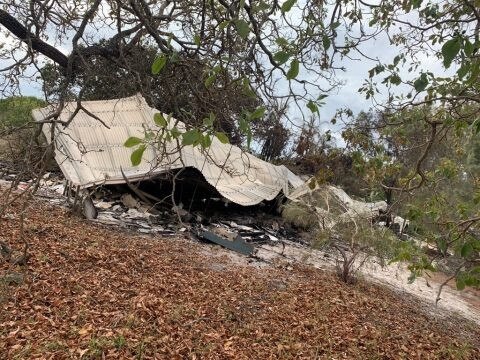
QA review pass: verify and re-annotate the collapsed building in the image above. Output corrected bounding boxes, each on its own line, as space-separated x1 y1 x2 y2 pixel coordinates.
30 94 406 253
32 94 303 207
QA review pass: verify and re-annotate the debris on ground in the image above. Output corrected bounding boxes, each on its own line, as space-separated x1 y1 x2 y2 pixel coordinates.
1 200 479 359
1 155 478 330
32 94 304 206
284 180 408 234
198 230 255 256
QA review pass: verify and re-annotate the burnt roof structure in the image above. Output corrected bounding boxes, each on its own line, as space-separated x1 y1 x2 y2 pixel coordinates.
32 94 303 206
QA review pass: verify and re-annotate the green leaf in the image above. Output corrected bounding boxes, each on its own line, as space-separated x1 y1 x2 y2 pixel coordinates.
200 134 212 149
413 73 428 92
466 62 480 85
456 276 466 290
219 20 229 30
250 106 266 119
182 129 201 145
412 0 423 9
170 126 181 139
124 136 142 148
203 112 215 127
144 131 154 141
241 77 257 98
238 117 252 149
239 117 249 133
461 243 473 258
194 34 201 46
330 21 341 30
442 37 461 69
254 1 270 12
464 39 474 56
281 0 296 13
246 130 252 149
390 73 402 85
215 132 229 144
131 145 146 166
306 100 318 113
275 37 289 47
286 59 300 80
154 113 167 127
457 63 470 79
151 55 167 75
374 65 384 74
322 35 331 50
205 74 216 88
318 94 328 100
234 19 250 39
393 55 401 66
274 51 290 65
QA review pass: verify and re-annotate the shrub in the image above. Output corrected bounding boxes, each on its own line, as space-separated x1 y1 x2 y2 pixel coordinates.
0 96 46 130
0 96 56 174
281 202 319 230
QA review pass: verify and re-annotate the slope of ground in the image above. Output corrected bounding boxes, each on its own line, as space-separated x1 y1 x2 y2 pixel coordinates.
255 242 480 325
1 201 479 359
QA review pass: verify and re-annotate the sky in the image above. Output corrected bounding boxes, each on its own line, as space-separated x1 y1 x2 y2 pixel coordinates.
258 1 452 144
0 1 451 144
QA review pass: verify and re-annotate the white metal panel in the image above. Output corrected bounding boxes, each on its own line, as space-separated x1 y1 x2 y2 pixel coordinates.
32 95 304 206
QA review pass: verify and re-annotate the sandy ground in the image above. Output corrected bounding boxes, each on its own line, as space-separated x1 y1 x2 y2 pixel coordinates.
198 238 480 326
249 241 480 325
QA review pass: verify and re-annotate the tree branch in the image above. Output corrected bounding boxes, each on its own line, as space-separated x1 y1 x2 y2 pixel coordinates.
0 9 69 67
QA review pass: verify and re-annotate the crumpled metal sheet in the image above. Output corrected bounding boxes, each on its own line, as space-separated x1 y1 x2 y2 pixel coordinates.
32 95 304 206
198 230 255 256
287 181 387 228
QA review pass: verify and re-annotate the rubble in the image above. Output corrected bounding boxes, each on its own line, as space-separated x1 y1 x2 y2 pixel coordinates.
24 94 409 250
94 201 113 210
121 194 141 209
32 94 304 206
82 196 98 220
0 150 413 259
198 230 254 256
287 181 388 228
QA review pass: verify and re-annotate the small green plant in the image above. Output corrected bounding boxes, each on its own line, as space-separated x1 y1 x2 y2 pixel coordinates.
437 342 474 360
43 340 68 352
113 335 127 349
135 340 146 360
315 219 403 283
87 336 110 357
12 344 32 359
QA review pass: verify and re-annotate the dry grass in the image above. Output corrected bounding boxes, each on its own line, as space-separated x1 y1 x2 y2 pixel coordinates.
281 202 319 230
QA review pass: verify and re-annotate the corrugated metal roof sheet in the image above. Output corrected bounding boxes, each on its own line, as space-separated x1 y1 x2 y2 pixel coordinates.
32 95 304 206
